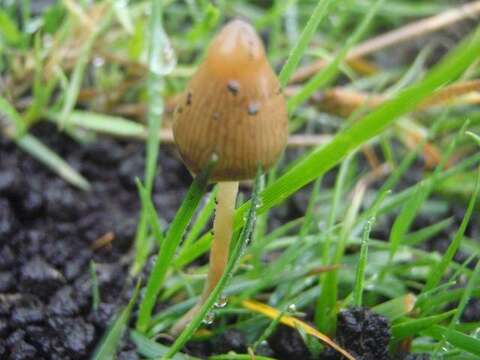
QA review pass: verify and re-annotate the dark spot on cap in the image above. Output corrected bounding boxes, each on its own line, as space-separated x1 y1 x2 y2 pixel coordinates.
176 106 183 114
248 102 259 116
212 112 220 120
227 81 240 95
186 92 192 106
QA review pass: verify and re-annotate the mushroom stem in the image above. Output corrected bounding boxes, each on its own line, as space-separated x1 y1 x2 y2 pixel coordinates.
171 181 239 335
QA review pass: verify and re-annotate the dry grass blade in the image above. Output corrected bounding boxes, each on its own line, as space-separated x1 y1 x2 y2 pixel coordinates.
241 299 355 360
291 1 480 83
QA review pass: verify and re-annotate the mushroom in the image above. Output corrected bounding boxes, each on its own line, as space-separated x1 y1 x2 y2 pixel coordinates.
171 19 288 334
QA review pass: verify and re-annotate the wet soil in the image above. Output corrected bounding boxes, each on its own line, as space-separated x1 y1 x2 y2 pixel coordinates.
0 123 189 359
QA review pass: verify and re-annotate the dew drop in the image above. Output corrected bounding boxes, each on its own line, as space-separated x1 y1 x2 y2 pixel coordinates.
212 112 220 120
214 294 228 308
288 304 297 313
93 56 105 68
149 25 177 76
203 311 215 325
227 80 240 95
248 102 260 116
210 152 219 163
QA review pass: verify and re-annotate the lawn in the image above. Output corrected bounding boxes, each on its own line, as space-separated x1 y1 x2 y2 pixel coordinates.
0 0 480 359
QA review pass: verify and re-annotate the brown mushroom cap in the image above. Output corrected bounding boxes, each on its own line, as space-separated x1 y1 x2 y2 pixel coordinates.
172 19 288 182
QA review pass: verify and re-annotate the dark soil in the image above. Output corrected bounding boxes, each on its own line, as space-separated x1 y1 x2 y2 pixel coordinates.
321 307 391 360
0 123 189 359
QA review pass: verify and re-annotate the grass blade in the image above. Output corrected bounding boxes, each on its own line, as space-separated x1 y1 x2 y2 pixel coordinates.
49 111 146 138
92 280 141 360
130 330 200 360
392 310 456 340
353 216 375 307
59 5 113 128
16 134 90 190
133 0 176 275
242 299 355 360
287 0 385 112
278 0 335 87
424 325 480 357
423 168 480 292
163 170 263 359
136 161 215 333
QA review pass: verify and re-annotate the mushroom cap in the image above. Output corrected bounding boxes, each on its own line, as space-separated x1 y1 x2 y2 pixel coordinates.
172 19 288 181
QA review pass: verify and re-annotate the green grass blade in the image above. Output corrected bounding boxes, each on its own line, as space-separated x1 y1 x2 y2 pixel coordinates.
59 5 113 128
130 330 200 360
48 111 146 138
373 294 416 321
164 170 262 359
278 0 335 87
425 325 480 357
136 161 215 333
89 260 100 311
209 356 276 360
136 179 164 247
466 131 480 146
287 0 384 112
1 96 90 190
404 217 453 246
353 216 374 307
0 95 26 135
133 0 176 275
92 280 141 360
392 310 456 340
0 8 22 45
423 168 480 292
181 187 218 251
321 156 351 265
16 134 90 190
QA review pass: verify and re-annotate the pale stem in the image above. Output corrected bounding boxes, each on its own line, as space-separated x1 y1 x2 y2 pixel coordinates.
171 181 239 335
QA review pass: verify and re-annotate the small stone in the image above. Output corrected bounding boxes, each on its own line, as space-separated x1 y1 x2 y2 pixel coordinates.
20 256 65 299
45 184 81 222
0 318 8 336
0 246 15 269
20 190 44 218
11 296 45 326
0 170 18 195
0 294 21 315
48 287 80 317
25 325 58 356
0 199 16 238
49 317 95 356
6 329 26 347
214 329 247 354
0 271 14 292
9 340 37 360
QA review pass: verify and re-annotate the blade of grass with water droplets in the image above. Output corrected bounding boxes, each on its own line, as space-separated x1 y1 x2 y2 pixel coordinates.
136 159 215 333
163 170 263 359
